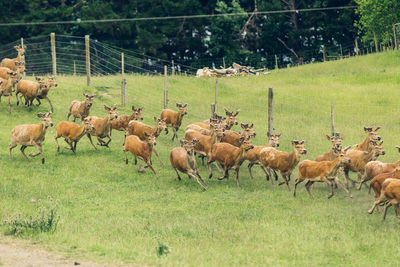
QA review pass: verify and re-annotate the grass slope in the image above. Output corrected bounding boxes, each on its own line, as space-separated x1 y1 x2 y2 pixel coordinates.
1 51 400 266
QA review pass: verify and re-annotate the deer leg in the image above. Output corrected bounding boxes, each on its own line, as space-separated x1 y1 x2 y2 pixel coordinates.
19 145 29 161
207 159 213 179
73 141 77 153
174 168 181 181
7 95 11 113
86 134 97 150
146 160 157 178
333 177 353 198
68 140 75 154
235 167 240 187
394 204 400 220
54 136 60 152
134 156 137 165
152 148 163 166
247 162 255 179
196 171 208 187
15 92 19 105
218 167 229 180
368 195 386 214
342 167 352 188
322 177 334 199
96 136 106 146
30 141 44 164
213 161 223 173
304 180 315 199
35 97 41 106
124 149 128 164
103 134 112 147
293 176 305 197
172 127 179 142
45 97 54 113
382 202 391 221
189 173 206 191
9 143 17 160
262 166 274 185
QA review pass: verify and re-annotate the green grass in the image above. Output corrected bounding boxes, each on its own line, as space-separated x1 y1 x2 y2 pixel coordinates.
1 50 400 266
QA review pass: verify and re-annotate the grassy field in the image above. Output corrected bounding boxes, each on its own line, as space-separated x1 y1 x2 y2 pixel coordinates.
1 50 400 266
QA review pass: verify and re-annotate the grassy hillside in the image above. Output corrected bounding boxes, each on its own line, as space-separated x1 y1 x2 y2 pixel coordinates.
1 50 400 266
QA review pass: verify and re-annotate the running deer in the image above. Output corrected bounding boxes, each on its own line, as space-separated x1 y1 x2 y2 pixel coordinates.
368 178 400 221
16 77 46 107
358 146 400 190
9 112 53 164
170 138 208 190
126 117 167 165
246 133 281 183
54 118 95 154
0 71 19 113
207 137 254 187
259 140 307 189
86 104 118 149
34 76 58 112
315 134 343 162
354 126 381 151
293 146 352 199
343 140 385 188
111 105 143 134
221 123 256 146
67 93 95 121
161 103 187 141
202 108 240 130
368 168 400 214
124 132 157 178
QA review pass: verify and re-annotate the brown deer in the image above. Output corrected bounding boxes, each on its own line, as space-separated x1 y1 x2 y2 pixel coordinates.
343 140 385 188
259 140 307 189
9 112 53 164
34 76 58 112
358 146 400 190
16 77 46 107
368 168 400 214
54 118 95 154
170 138 208 191
124 132 157 178
126 117 167 165
315 134 343 162
246 133 281 182
221 123 256 146
111 106 143 134
0 71 19 113
368 178 400 221
207 137 254 187
202 108 240 130
354 127 381 151
161 103 187 141
1 45 26 71
86 104 118 149
67 93 95 121
293 146 352 199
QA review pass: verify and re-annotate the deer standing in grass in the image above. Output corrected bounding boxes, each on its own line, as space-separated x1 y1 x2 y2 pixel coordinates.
161 103 187 141
202 108 240 130
34 76 58 112
16 77 47 107
54 118 95 154
124 132 158 177
67 93 95 121
293 146 352 199
260 140 307 189
1 45 26 71
221 123 256 146
0 71 19 113
315 134 343 162
111 105 143 134
207 137 254 187
246 133 281 183
354 127 381 151
126 117 167 165
170 138 208 191
86 104 118 149
9 112 53 164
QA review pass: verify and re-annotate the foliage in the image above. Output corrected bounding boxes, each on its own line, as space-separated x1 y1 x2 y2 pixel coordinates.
2 197 60 236
355 0 400 44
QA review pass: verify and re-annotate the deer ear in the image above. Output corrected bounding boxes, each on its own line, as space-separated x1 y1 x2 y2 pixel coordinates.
300 140 305 144
343 145 351 151
277 133 281 137
250 123 254 128
364 126 372 132
183 103 187 107
176 103 181 107
154 117 158 122
37 112 45 118
326 135 332 140
375 126 381 131
241 123 248 129
131 105 135 111
380 140 383 145
113 104 117 110
180 140 185 147
396 146 400 152
234 109 240 116
104 105 111 111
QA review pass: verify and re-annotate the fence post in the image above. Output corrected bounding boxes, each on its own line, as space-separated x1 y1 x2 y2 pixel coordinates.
171 60 175 76
85 35 91 86
20 37 25 77
121 52 126 107
355 39 359 56
73 60 76 76
211 104 216 119
50 33 56 76
268 87 274 136
374 31 378 52
164 65 168 109
331 102 335 136
223 57 226 69
215 78 218 113
394 24 398 50
323 46 327 62
274 55 278 69
339 44 343 59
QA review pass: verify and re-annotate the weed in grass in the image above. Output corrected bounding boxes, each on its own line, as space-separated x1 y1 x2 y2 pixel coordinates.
156 241 170 257
2 196 60 236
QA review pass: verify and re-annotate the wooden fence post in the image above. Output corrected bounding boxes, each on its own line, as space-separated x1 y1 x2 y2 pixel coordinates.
331 102 335 136
215 78 218 113
339 44 343 59
211 103 216 119
121 52 126 106
323 46 327 62
355 39 359 56
223 57 226 69
85 35 91 86
164 65 168 109
374 32 378 52
394 24 398 50
268 87 274 135
274 55 278 69
20 37 25 77
50 33 56 76
73 60 76 76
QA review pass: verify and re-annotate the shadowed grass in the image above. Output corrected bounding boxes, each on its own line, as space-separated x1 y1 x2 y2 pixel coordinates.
0 51 400 266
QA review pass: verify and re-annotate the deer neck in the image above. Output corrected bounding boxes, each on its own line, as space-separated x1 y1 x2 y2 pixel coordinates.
39 121 49 140
358 136 371 150
288 148 301 168
327 157 342 177
234 145 247 165
76 124 87 139
364 150 377 162
176 111 185 125
186 152 197 170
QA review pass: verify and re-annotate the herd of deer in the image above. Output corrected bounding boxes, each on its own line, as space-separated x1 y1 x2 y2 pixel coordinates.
2 45 400 221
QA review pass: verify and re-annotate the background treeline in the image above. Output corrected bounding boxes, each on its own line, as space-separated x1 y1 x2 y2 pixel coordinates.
0 0 398 68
